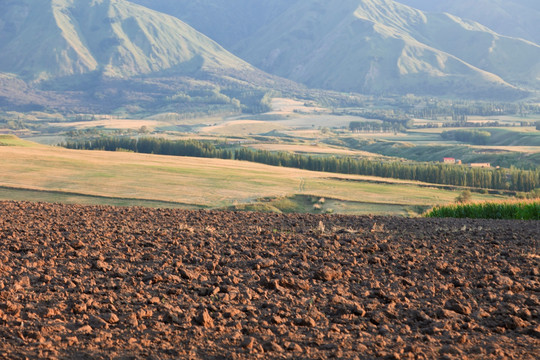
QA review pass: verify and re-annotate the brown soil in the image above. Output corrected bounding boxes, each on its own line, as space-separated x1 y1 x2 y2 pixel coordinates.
0 201 538 359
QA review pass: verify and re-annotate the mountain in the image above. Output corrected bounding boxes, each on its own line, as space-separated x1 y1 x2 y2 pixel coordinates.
0 0 256 81
128 0 299 50
129 0 540 100
0 0 300 112
397 0 540 44
1 0 538 112
231 0 540 99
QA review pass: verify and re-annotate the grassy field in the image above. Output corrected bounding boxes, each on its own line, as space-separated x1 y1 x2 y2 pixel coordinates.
199 120 289 136
0 186 203 209
0 134 42 147
47 119 166 131
408 127 540 146
0 136 508 216
268 98 328 115
225 194 424 216
466 115 540 123
323 125 540 168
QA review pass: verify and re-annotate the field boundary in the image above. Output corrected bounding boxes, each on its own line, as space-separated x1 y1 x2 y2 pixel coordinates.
326 177 518 195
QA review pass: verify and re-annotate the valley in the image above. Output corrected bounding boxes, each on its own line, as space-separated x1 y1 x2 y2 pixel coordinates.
0 134 508 216
2 89 538 216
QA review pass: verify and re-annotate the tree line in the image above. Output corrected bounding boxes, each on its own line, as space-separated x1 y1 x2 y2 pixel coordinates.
64 137 540 192
406 99 540 119
349 121 406 133
441 129 492 145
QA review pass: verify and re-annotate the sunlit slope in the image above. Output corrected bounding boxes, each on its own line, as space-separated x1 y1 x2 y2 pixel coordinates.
0 0 252 81
0 137 503 211
233 0 540 98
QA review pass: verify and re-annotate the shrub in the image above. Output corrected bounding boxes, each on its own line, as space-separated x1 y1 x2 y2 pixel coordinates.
455 190 472 203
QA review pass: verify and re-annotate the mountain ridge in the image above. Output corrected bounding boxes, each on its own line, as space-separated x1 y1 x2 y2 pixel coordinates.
0 0 538 113
0 0 256 81
232 0 539 98
129 0 540 99
0 0 305 113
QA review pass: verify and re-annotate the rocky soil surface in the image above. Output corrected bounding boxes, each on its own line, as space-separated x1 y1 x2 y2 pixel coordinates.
0 201 538 359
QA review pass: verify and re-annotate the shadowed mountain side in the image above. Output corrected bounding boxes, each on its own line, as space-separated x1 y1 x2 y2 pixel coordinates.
126 0 540 99
0 0 538 109
128 0 300 50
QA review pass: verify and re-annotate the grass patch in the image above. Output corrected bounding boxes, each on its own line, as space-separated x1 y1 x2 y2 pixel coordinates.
356 140 540 169
486 128 540 146
0 135 41 147
0 186 205 209
424 199 540 220
221 202 283 213
225 196 307 214
224 195 432 216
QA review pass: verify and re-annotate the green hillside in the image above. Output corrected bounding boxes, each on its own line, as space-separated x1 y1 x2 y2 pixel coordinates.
232 0 539 98
0 137 508 215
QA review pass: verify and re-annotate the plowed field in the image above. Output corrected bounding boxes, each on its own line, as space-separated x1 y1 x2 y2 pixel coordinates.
0 201 538 359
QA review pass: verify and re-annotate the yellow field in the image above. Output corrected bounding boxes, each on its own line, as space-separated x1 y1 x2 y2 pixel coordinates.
0 136 508 214
247 143 384 157
269 98 328 115
199 120 288 136
409 126 538 134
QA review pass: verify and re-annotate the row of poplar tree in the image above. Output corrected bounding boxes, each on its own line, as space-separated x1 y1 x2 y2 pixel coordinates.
64 137 540 192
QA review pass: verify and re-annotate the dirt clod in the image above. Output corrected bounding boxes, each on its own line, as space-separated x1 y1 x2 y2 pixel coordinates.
195 308 214 328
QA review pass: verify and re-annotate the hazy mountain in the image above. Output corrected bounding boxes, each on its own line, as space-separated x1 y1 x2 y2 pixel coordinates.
1 0 538 112
0 0 256 81
397 0 540 44
0 0 304 112
129 0 299 49
232 0 540 98
129 0 540 99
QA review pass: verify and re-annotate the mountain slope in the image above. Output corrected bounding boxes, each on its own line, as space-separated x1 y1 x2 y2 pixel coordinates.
1 0 538 111
0 0 253 81
397 0 540 44
0 0 307 113
230 0 539 98
128 0 299 50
